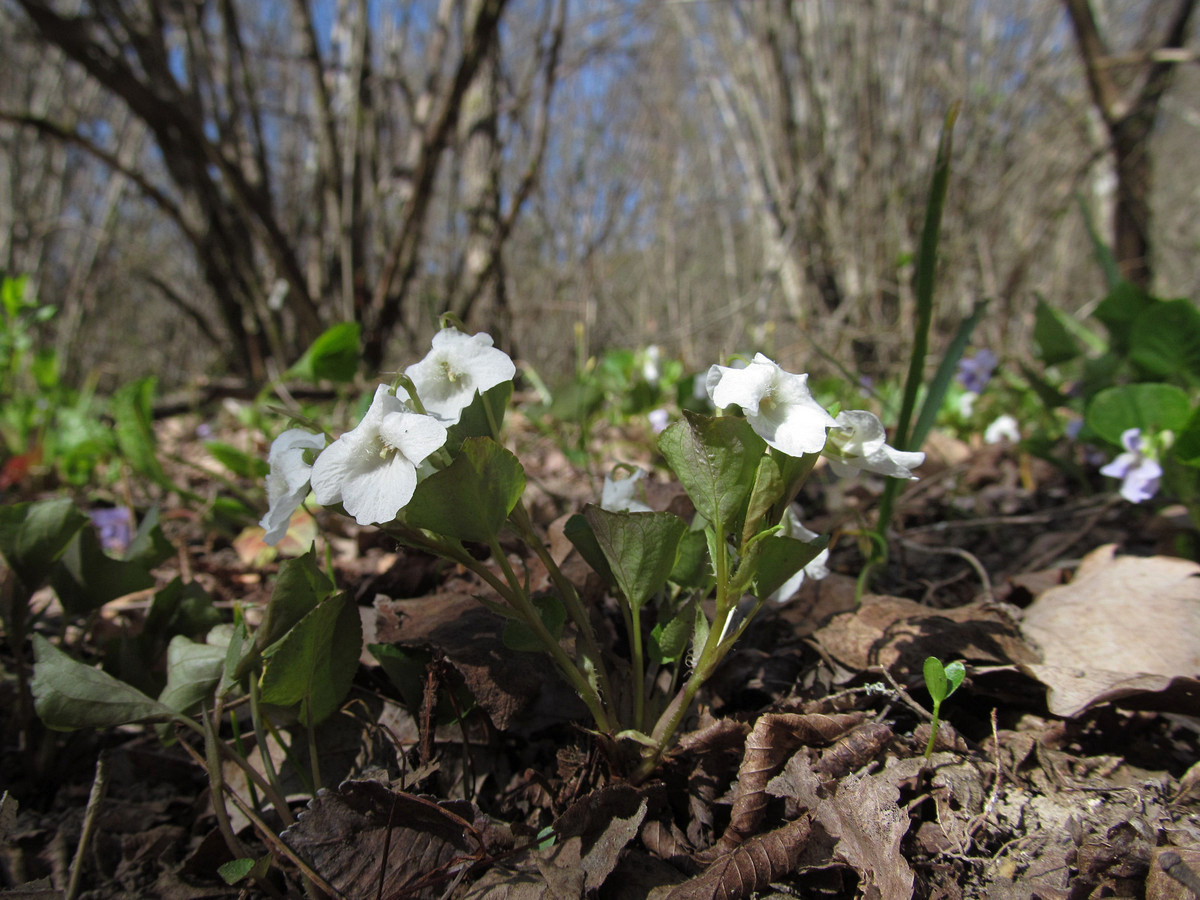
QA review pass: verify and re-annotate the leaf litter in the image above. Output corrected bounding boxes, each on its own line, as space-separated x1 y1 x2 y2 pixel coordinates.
3 417 1200 898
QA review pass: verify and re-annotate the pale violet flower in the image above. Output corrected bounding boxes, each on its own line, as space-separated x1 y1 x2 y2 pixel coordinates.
600 466 653 513
310 385 448 526
984 414 1021 445
956 349 997 394
706 353 836 457
648 408 670 434
825 410 924 479
260 429 326 544
404 329 515 424
767 506 830 604
1100 428 1162 504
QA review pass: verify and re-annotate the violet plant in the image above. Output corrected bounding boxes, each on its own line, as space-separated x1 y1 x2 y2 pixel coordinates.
257 324 924 781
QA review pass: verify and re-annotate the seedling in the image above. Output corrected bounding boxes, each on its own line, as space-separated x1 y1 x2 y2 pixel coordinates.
922 656 965 762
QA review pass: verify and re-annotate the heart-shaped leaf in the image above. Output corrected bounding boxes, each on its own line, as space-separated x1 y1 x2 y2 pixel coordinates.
406 437 525 543
658 411 763 531
32 634 178 730
583 506 687 610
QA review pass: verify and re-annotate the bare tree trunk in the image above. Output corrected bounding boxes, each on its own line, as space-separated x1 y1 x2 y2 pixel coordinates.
1063 0 1198 290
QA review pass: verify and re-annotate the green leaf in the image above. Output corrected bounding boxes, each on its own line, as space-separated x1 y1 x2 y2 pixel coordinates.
1174 406 1200 468
1093 281 1152 355
649 600 697 664
0 498 88 591
124 506 176 570
285 322 361 383
911 298 989 450
443 382 514 451
1033 298 1082 366
582 506 687 610
563 513 615 585
751 534 827 602
111 377 169 488
1130 299 1200 385
740 456 785 548
923 656 948 704
257 592 363 725
254 548 334 655
668 529 712 589
144 577 222 643
49 525 158 616
658 411 764 531
218 858 259 885
944 660 966 697
1085 383 1192 447
406 437 525 543
502 594 566 652
158 631 229 714
31 634 178 730
205 441 270 480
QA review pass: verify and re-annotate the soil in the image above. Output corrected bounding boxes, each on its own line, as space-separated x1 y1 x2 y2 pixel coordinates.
2 413 1200 899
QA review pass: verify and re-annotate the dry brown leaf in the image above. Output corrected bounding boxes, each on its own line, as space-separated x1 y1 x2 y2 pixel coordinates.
1019 545 1200 716
461 784 650 900
812 593 1036 678
281 780 489 900
371 589 586 731
663 816 813 900
701 712 862 860
768 752 916 899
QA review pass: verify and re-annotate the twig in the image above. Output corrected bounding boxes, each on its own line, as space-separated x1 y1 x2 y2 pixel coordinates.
967 708 1003 842
894 535 993 600
65 751 110 900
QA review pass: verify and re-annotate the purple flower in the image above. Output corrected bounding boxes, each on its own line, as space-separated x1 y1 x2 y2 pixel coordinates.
1099 428 1162 503
89 506 134 555
648 408 670 434
956 349 997 394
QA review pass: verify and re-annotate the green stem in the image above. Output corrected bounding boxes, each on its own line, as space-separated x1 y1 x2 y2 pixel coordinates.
628 602 646 732
482 533 613 733
508 501 618 722
923 703 942 762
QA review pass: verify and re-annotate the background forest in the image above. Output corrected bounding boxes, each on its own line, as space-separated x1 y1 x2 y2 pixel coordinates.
1 0 1197 391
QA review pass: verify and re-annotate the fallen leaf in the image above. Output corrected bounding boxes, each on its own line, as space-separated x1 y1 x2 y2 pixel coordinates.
812 594 1036 678
768 752 916 899
281 780 490 900
1019 545 1200 716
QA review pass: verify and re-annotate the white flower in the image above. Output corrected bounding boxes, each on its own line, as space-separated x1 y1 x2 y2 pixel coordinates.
767 506 830 604
648 408 670 434
825 410 924 479
600 466 654 513
404 329 515 423
260 429 326 545
984 414 1021 445
642 345 661 384
310 385 448 526
706 353 836 457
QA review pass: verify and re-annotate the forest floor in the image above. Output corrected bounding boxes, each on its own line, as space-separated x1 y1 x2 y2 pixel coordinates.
3 408 1200 899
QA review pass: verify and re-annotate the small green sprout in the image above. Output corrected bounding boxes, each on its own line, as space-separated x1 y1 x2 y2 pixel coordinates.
922 656 965 762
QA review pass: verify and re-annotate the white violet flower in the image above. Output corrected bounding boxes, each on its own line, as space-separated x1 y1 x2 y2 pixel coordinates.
984 414 1021 445
404 329 515 424
767 506 830 604
309 384 449 526
260 429 326 545
706 353 836 457
825 410 924 479
600 466 654 513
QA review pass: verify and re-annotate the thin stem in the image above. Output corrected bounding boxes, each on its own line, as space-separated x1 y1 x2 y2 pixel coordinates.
508 501 618 722
628 602 646 733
